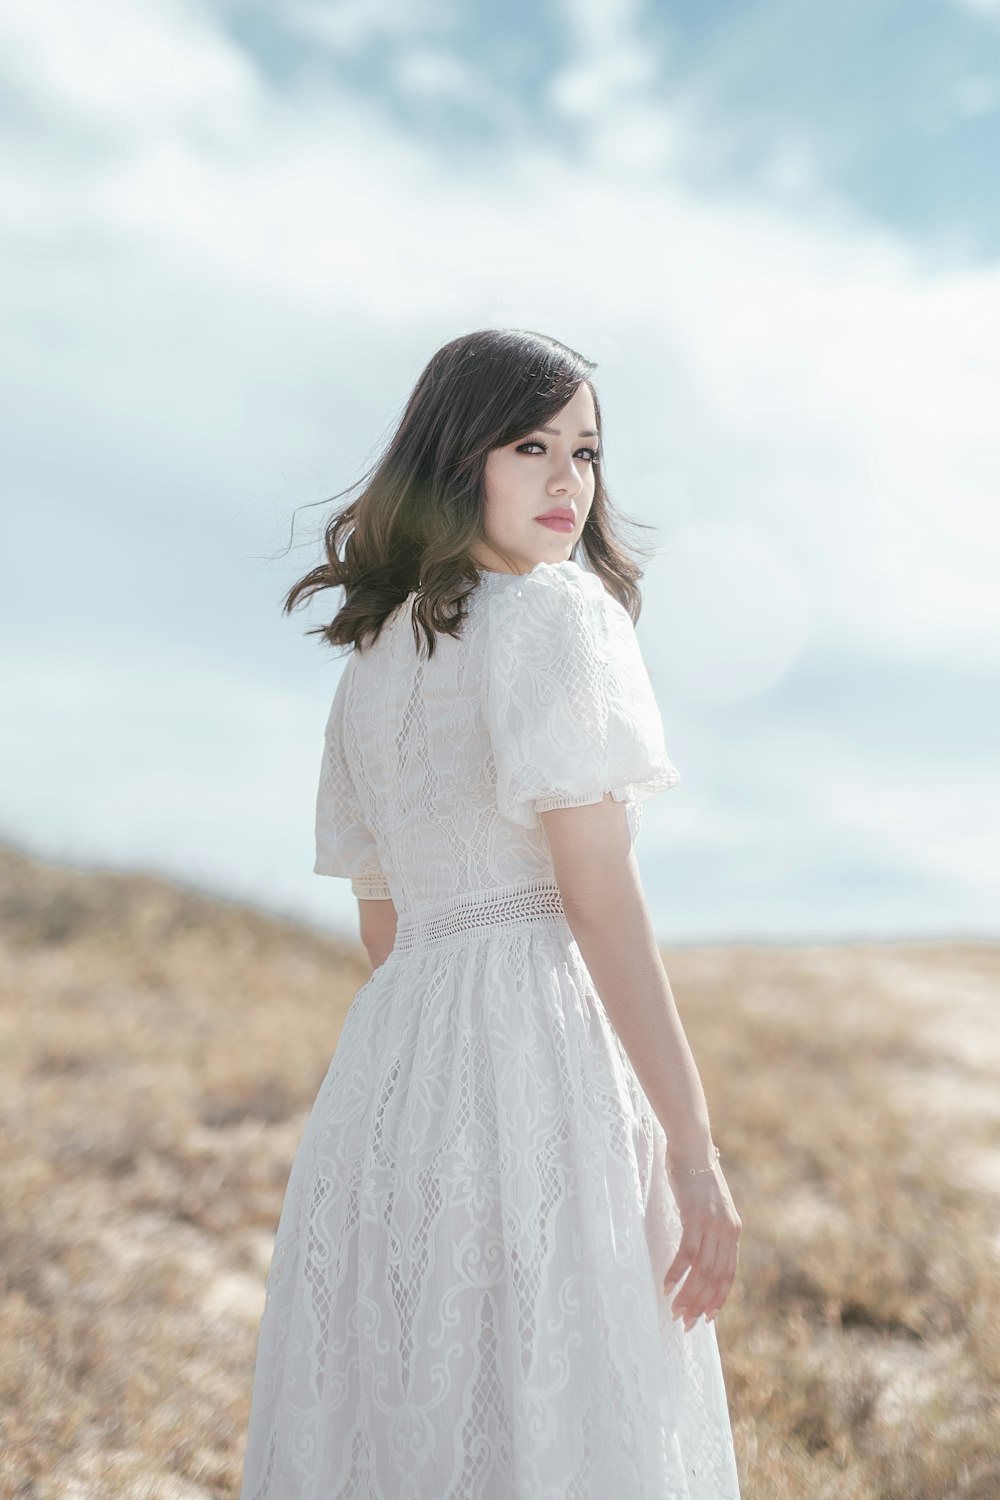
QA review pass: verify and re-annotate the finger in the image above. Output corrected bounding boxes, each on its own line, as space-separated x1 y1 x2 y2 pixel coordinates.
699 1233 736 1313
672 1235 726 1324
663 1230 703 1295
671 1258 712 1322
720 1236 740 1299
685 1224 738 1323
706 1239 741 1322
663 1232 700 1290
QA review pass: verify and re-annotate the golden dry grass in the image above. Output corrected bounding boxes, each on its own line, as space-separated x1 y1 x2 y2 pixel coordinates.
0 840 998 1499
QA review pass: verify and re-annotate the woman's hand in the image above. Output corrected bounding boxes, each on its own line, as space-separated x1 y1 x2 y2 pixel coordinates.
358 896 397 972
662 1157 741 1332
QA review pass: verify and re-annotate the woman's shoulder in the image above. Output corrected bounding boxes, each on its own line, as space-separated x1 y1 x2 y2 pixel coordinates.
479 558 611 612
480 558 631 640
479 561 648 710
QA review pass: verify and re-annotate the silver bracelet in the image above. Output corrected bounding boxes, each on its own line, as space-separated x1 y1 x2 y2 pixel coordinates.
667 1143 721 1175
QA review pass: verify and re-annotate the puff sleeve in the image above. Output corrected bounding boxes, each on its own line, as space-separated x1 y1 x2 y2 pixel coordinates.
482 561 680 831
313 653 393 900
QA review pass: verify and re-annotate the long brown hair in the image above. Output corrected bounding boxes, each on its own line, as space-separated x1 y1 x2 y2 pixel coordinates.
283 328 659 658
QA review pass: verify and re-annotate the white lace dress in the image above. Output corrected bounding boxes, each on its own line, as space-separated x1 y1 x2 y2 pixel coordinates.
238 559 742 1500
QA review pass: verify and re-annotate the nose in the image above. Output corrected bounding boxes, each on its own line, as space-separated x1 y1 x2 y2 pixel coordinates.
548 453 586 497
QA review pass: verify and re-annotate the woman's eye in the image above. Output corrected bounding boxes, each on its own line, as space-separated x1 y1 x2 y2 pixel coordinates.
516 441 599 463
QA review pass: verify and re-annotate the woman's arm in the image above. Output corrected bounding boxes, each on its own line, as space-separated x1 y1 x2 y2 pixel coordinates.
540 792 741 1328
357 896 398 970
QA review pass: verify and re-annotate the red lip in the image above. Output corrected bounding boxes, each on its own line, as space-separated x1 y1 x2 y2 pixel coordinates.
536 507 575 522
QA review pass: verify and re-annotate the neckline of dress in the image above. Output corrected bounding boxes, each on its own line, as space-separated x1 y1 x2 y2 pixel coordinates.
474 559 580 586
407 559 583 599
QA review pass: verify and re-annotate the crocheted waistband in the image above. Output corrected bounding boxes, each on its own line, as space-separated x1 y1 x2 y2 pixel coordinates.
393 879 568 954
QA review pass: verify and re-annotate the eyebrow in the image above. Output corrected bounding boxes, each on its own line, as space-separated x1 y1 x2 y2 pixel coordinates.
538 425 599 438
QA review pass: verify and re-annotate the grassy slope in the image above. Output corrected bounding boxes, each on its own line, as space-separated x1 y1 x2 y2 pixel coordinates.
0 843 998 1499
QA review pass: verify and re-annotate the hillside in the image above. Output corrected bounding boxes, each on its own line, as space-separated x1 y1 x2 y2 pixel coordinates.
0 842 997 1499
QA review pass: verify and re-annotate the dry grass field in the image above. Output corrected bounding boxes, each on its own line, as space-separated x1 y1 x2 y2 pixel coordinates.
1 840 998 1499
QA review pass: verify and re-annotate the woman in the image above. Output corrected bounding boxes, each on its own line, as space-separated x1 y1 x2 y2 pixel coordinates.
239 328 743 1498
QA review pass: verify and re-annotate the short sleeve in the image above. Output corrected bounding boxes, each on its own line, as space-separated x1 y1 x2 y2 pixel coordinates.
482 561 680 831
313 654 393 900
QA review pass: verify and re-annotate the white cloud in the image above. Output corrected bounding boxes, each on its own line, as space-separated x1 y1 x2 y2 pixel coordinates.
0 650 340 923
1 0 997 938
392 48 476 101
759 139 824 198
1 1 995 680
548 0 678 173
285 0 453 53
648 523 812 705
0 0 258 140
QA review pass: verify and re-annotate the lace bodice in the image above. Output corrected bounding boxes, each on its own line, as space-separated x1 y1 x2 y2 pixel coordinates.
313 559 680 909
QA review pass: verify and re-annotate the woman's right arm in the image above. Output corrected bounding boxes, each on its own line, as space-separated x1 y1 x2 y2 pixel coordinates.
540 791 742 1326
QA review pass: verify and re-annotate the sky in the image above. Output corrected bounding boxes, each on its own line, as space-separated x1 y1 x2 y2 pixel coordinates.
1 0 998 945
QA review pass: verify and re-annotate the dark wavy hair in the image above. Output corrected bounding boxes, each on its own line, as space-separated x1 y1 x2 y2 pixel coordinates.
282 327 658 658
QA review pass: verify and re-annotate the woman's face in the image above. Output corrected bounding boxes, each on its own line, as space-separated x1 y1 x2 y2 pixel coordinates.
473 382 599 575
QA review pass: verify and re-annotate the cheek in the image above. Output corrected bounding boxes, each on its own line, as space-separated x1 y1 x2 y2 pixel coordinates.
483 453 523 507
482 454 505 505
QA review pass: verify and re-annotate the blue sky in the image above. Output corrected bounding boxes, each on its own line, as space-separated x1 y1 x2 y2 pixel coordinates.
1 0 997 943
